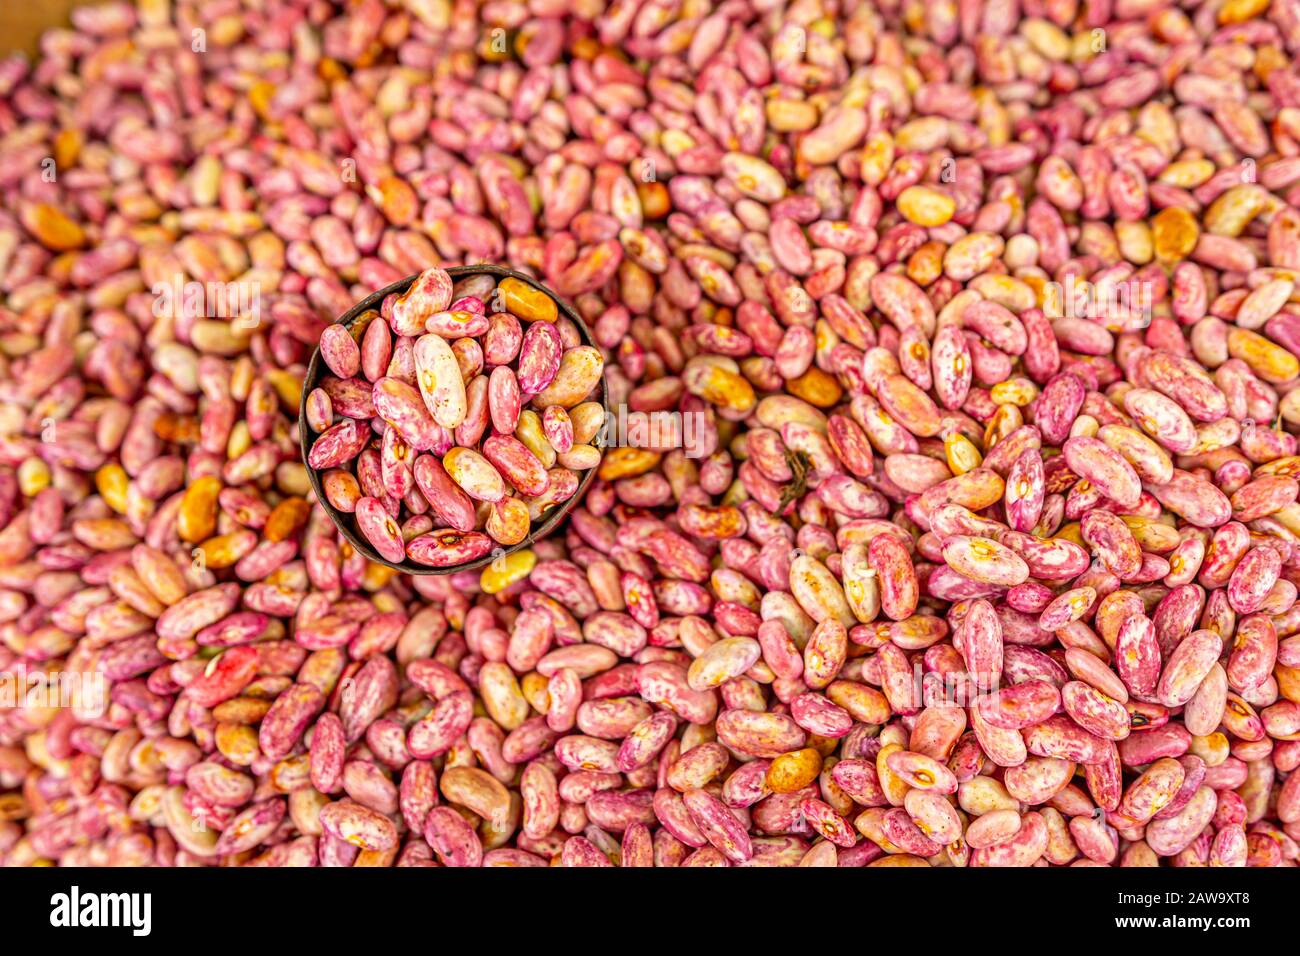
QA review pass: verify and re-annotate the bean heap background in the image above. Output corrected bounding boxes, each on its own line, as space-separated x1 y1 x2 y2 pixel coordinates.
1 0 1299 866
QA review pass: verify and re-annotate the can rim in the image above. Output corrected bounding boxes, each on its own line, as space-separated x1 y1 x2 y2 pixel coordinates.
298 265 608 575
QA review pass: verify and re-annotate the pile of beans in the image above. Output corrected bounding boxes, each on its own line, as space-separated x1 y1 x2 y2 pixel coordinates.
307 266 605 568
2 0 1300 868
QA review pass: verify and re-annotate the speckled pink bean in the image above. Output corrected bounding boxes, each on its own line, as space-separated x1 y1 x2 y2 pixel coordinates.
399 761 439 835
319 324 361 379
488 366 522 434
371 377 441 452
682 788 752 863
1156 630 1223 708
339 656 399 744
354 496 407 564
258 683 326 762
1227 548 1281 615
155 583 241 643
185 761 254 808
407 691 474 759
1061 681 1130 742
1146 786 1217 857
970 811 1048 867
308 418 371 469
977 680 1060 731
532 671 577 737
516 320 564 394
316 799 396 853
542 406 575 454
213 799 288 855
361 317 393 384
1227 615 1277 692
304 388 334 434
1115 615 1161 698
412 454 476 533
